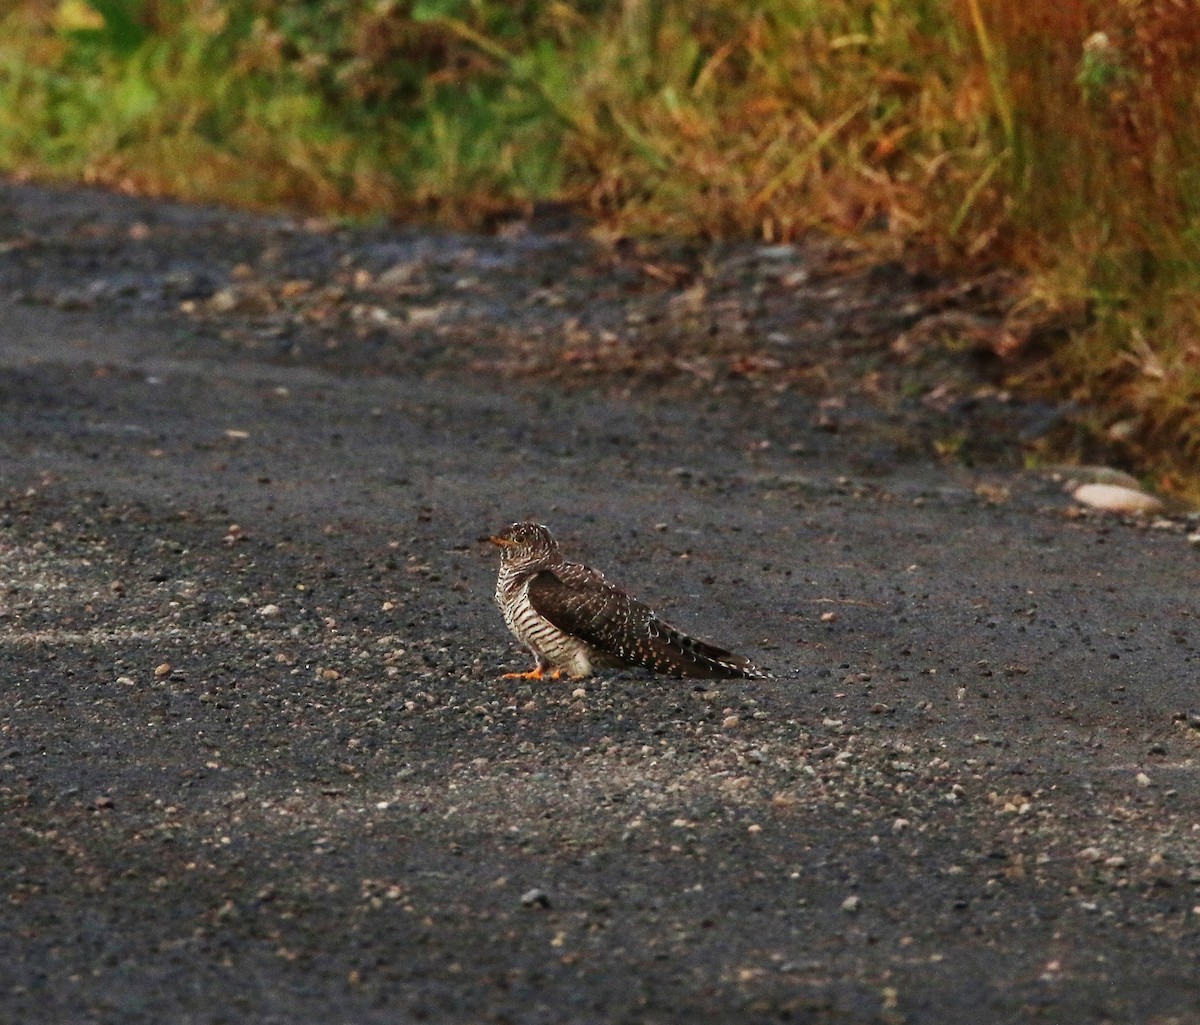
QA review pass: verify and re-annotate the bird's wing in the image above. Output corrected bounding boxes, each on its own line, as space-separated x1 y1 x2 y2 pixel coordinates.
526 563 759 678
526 565 645 663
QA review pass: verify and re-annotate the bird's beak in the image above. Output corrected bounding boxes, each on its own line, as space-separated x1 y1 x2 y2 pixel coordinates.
487 535 517 547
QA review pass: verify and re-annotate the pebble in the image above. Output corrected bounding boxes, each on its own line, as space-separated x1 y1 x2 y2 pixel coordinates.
756 244 799 260
375 261 421 289
153 662 172 678
208 284 275 316
520 888 551 909
257 603 281 617
841 895 861 913
1071 483 1164 515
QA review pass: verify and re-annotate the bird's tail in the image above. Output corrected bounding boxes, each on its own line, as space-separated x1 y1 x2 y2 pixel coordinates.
647 622 772 680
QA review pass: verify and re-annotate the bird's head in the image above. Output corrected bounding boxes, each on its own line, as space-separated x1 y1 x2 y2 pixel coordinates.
487 522 561 570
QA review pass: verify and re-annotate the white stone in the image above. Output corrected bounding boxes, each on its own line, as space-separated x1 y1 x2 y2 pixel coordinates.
1072 483 1163 515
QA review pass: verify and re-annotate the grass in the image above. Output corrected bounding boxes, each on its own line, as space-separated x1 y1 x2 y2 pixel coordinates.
2 0 1199 497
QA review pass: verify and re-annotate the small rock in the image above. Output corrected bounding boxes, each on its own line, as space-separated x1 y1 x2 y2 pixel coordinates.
520 888 551 909
1071 483 1163 516
153 662 172 678
257 603 281 617
208 284 275 317
207 287 239 313
756 244 798 261
841 895 861 913
375 261 421 289
1136 772 1152 788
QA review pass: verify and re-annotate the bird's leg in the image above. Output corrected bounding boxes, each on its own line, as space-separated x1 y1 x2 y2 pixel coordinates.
502 664 562 681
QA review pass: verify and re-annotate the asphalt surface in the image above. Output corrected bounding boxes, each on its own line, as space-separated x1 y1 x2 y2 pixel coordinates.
2 183 1200 1024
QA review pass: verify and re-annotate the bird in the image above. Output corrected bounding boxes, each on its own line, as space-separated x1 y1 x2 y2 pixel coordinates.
487 522 770 681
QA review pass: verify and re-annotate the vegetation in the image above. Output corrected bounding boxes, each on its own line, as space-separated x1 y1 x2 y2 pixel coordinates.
2 1 1199 495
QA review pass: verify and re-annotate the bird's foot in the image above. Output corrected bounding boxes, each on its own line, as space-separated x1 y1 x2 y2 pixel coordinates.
501 666 562 681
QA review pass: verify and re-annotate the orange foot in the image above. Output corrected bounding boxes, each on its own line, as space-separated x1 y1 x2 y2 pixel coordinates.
502 666 562 681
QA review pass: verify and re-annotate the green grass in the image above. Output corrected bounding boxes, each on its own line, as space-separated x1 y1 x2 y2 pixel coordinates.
2 0 1200 498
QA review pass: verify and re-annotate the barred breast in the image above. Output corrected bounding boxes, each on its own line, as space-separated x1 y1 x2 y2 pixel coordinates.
496 566 594 677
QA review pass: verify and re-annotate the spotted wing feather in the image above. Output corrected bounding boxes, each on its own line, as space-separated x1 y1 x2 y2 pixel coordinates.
526 563 765 679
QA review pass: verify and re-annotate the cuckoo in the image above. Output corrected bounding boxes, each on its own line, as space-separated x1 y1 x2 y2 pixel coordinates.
488 522 770 680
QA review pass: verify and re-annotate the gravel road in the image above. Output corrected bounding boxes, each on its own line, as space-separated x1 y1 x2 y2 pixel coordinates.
2 182 1199 1024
